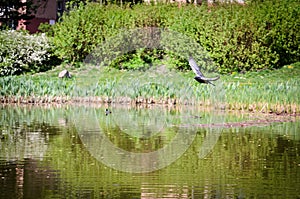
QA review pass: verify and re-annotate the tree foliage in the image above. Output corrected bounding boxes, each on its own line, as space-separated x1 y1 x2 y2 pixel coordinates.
0 0 37 30
52 1 299 73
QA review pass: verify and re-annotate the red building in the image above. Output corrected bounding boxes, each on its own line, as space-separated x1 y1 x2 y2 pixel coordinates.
0 0 65 33
17 0 66 33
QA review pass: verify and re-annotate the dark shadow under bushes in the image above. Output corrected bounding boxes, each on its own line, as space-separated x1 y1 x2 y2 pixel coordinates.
52 0 299 73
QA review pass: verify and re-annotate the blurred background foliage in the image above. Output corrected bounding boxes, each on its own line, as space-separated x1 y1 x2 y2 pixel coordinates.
50 0 299 73
0 0 299 75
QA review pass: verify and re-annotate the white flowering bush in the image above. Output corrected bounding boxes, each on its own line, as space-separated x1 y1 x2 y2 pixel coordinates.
0 30 55 76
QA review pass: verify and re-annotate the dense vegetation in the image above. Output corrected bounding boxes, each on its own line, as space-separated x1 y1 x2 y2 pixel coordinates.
1 62 299 114
0 1 299 75
0 30 58 76
51 0 299 73
0 0 299 113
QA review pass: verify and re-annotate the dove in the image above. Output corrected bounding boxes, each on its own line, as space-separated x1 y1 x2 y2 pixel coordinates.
188 56 220 86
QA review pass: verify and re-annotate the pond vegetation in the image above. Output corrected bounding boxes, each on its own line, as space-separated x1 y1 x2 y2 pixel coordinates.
1 62 299 114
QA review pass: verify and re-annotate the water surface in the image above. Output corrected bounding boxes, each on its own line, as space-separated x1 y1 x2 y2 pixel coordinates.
0 104 299 198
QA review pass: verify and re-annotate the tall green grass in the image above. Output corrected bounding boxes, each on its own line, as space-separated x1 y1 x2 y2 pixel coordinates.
1 63 299 114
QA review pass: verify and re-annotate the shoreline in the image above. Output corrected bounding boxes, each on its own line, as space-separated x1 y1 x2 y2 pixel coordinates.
1 95 300 116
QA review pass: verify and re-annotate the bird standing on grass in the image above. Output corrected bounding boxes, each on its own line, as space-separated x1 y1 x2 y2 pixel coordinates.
188 56 220 86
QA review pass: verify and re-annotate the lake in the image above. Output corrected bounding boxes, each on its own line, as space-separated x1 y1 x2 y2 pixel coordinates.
0 104 299 198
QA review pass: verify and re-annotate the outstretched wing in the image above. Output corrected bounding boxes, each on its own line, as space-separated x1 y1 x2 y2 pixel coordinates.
189 56 220 81
188 56 205 78
200 76 220 81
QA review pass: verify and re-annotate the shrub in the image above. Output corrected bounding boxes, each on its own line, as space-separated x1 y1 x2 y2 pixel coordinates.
0 30 57 76
52 3 174 64
165 1 299 72
250 0 300 67
52 1 299 73
38 22 55 37
52 3 125 63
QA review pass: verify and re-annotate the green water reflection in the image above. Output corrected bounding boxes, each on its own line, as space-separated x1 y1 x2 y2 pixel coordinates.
0 104 299 198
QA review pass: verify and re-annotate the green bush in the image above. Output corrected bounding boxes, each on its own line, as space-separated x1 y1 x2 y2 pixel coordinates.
38 22 55 37
52 1 299 73
164 1 299 72
0 30 57 76
53 3 125 63
52 3 178 64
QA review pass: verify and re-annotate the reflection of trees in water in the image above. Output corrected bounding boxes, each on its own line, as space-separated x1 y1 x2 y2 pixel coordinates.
0 105 74 198
73 105 199 173
103 125 169 153
0 122 62 161
212 127 300 180
1 105 299 198
74 105 222 153
140 183 190 199
0 158 60 199
99 106 179 153
264 136 300 178
107 106 168 138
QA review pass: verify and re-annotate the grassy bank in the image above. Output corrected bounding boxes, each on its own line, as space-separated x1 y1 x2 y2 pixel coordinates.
1 62 299 114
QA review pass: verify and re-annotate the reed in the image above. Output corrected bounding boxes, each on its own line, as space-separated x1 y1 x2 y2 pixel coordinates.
1 63 299 114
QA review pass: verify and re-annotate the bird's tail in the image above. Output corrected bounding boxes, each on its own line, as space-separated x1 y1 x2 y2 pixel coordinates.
208 81 215 86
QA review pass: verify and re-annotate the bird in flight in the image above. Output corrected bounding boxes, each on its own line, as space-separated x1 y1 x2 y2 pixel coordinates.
188 56 220 86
